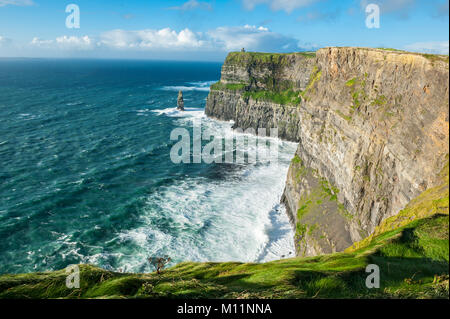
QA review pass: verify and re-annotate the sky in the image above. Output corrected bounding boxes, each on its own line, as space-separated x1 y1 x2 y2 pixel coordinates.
0 0 448 61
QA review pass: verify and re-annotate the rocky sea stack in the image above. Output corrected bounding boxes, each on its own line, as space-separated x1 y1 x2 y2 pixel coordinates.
177 90 185 111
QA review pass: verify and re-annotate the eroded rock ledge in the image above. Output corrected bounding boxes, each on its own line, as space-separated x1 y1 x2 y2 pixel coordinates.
205 48 449 257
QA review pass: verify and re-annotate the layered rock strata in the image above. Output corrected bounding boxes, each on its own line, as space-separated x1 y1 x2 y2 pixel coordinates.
206 48 449 256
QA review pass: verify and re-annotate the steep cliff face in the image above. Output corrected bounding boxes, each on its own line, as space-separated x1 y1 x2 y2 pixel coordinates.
206 48 449 257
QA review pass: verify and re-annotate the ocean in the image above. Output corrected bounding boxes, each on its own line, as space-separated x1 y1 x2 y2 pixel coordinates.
0 59 296 274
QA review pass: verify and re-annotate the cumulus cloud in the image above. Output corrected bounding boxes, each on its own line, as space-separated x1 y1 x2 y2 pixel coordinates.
55 36 94 50
31 35 94 50
30 37 53 46
99 25 301 52
168 0 212 11
242 0 320 13
24 25 308 56
404 41 449 54
99 28 206 50
0 0 34 7
23 25 317 59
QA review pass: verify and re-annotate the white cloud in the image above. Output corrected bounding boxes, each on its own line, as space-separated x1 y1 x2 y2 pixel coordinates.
0 0 34 7
24 25 306 57
0 35 12 46
55 36 94 50
30 37 53 46
208 25 299 51
404 41 449 55
99 28 206 50
168 0 212 11
99 25 301 52
242 0 319 13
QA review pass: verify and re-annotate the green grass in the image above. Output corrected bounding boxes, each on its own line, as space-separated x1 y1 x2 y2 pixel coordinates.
242 88 302 105
343 76 368 113
300 65 322 101
291 160 352 243
0 211 447 299
225 51 316 66
345 77 357 87
377 48 405 52
0 166 448 300
419 53 449 64
210 81 302 106
210 51 318 105
335 110 352 123
377 48 449 64
291 154 302 164
371 95 387 106
210 81 246 91
319 178 339 201
226 52 288 65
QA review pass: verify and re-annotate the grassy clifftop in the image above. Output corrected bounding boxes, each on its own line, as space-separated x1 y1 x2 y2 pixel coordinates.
0 170 448 299
224 51 316 66
208 50 316 107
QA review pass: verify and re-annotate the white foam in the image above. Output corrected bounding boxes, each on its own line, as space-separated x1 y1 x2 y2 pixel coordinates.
18 113 39 120
116 110 297 272
161 80 216 92
151 107 206 120
66 101 83 106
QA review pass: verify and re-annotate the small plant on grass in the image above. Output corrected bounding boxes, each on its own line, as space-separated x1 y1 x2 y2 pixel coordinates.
148 256 172 275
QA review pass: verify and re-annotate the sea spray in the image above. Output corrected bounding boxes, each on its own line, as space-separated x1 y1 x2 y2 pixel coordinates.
0 60 295 274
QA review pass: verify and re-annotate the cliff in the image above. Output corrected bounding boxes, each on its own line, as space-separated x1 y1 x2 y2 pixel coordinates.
206 48 449 257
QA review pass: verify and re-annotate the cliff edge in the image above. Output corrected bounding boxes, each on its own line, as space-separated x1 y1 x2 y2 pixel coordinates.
206 47 449 257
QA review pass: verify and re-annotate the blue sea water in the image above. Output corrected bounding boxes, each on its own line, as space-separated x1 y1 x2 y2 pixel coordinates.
0 59 296 274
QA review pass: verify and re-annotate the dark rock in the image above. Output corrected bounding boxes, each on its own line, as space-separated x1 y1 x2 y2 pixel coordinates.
205 48 449 258
177 90 184 111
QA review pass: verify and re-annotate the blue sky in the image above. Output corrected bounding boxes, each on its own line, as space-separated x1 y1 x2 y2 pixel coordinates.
0 0 448 60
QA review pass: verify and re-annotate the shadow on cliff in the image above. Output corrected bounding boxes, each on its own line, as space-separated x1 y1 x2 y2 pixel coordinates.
141 253 448 298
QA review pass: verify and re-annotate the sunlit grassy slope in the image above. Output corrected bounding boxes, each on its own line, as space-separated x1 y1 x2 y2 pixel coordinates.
0 167 448 299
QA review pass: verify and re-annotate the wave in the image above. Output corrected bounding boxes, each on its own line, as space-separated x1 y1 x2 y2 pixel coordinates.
160 80 216 92
115 111 297 272
1 77 297 274
151 107 205 119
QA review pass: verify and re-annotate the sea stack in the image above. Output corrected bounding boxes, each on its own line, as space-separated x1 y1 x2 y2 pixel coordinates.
177 90 185 111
